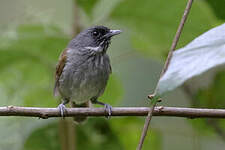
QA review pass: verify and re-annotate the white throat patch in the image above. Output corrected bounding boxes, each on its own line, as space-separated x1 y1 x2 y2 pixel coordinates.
85 41 105 55
85 46 103 52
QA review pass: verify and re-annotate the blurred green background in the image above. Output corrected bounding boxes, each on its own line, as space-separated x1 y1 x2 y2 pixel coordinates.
0 0 225 150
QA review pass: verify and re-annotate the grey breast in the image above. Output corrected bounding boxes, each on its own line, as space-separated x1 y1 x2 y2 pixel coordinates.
58 48 111 104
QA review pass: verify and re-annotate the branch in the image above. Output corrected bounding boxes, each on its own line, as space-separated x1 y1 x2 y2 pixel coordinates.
138 0 194 149
1 106 225 119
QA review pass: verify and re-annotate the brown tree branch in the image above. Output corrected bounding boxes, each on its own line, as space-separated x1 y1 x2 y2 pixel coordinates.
0 106 225 119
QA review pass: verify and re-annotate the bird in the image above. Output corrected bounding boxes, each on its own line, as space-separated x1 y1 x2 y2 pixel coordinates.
54 25 121 123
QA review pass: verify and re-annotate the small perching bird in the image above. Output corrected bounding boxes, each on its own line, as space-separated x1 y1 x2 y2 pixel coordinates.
54 26 121 123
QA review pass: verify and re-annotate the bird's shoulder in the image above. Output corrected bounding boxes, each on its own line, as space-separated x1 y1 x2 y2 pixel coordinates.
53 48 69 97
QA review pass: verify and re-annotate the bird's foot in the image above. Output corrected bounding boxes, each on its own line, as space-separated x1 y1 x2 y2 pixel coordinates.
58 103 67 118
91 98 112 119
104 103 112 119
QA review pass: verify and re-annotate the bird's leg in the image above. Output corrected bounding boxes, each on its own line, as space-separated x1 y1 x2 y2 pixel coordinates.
58 98 69 118
91 98 112 118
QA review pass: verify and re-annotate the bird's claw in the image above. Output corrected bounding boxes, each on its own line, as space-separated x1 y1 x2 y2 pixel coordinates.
104 104 112 119
58 103 67 118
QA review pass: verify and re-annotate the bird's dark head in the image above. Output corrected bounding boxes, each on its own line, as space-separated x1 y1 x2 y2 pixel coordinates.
68 26 121 54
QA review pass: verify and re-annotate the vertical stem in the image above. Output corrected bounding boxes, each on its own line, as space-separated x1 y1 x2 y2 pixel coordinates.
59 119 69 150
159 0 194 77
67 119 76 150
137 97 158 150
136 102 156 150
72 0 81 36
59 1 81 150
137 0 194 149
59 119 76 150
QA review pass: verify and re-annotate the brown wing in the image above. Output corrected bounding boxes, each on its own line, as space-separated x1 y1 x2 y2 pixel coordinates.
53 48 68 97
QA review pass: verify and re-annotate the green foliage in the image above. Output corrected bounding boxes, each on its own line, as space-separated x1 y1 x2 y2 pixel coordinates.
0 0 225 149
0 25 68 107
206 0 225 20
110 117 162 150
24 119 124 150
24 122 60 150
76 118 123 150
77 0 100 17
195 71 225 109
111 0 218 59
190 71 225 135
0 25 69 150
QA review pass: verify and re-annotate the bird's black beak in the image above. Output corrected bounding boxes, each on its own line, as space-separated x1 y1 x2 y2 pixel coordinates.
104 29 122 39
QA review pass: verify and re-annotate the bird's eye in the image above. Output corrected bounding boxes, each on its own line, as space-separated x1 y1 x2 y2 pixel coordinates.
93 31 99 36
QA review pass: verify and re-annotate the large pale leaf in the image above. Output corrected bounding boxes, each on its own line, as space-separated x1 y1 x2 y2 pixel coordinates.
157 23 225 95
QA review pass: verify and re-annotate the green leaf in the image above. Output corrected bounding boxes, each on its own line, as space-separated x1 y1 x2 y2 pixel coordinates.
156 23 225 95
205 0 225 20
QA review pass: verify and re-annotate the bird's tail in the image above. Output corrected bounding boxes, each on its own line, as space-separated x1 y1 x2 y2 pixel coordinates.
71 101 91 124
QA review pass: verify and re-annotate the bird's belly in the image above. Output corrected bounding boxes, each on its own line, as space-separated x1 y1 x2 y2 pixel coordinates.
70 68 109 104
59 56 110 104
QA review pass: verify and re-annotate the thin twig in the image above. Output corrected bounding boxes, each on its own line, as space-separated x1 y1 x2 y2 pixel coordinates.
136 106 155 150
0 106 225 118
138 0 194 150
160 0 194 77
72 0 81 36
